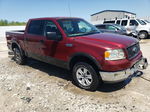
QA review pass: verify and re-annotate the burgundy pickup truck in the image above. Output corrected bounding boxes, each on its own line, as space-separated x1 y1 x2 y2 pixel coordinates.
6 17 148 91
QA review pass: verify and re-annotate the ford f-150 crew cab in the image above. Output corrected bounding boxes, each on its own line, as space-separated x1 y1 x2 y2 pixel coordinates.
6 17 148 91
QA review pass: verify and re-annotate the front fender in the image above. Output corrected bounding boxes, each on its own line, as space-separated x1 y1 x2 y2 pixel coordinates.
68 52 102 70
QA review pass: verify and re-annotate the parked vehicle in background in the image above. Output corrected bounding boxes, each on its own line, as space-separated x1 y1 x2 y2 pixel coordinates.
6 17 148 91
104 18 150 39
95 23 138 38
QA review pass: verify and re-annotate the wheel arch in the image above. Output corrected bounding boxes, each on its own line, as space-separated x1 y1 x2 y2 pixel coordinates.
138 30 148 39
139 30 148 34
11 41 24 56
68 53 101 72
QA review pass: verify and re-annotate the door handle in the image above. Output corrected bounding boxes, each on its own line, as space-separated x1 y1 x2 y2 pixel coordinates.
65 43 73 47
39 40 45 44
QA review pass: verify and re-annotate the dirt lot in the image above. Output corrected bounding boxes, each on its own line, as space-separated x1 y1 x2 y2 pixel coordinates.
0 38 150 112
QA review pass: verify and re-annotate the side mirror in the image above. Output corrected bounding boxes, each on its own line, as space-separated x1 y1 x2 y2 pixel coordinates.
46 32 62 41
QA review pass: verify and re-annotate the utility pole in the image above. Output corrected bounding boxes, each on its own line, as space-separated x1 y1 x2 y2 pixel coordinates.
68 0 71 17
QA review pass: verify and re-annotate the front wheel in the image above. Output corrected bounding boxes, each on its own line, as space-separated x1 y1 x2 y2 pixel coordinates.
139 32 148 39
72 62 101 91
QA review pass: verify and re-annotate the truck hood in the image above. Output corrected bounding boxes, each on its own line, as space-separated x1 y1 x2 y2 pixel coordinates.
75 33 138 48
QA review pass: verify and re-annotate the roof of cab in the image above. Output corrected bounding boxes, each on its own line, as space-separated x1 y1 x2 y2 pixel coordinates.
29 17 82 21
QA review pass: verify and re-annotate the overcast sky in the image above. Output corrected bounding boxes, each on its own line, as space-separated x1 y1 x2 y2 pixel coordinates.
0 0 150 22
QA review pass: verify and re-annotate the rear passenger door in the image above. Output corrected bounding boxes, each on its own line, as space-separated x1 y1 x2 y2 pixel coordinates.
25 20 45 59
116 20 121 25
121 20 128 28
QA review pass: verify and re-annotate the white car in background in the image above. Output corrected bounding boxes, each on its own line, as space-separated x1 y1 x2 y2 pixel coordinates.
104 18 150 39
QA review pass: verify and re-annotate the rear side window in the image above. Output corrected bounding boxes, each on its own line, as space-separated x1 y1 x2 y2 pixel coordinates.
116 20 120 24
129 20 138 26
96 25 106 29
104 21 115 24
121 20 128 26
28 20 44 35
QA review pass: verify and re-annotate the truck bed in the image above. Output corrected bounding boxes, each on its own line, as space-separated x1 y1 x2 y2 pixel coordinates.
6 30 25 50
6 30 25 35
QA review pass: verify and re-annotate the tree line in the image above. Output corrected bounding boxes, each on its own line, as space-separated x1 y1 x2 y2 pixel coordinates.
0 19 26 26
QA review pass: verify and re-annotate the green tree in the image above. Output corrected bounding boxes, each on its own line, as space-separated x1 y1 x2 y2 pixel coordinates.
0 19 26 26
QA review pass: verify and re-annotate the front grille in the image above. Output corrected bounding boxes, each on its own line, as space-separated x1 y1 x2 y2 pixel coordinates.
127 43 140 59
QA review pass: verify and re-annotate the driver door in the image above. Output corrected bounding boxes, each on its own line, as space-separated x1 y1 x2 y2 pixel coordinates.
40 20 68 66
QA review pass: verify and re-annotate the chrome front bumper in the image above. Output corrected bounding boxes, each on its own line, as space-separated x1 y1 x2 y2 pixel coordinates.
99 58 148 83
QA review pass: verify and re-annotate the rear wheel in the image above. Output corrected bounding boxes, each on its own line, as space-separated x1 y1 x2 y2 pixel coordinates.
72 62 101 91
13 47 26 65
139 31 148 39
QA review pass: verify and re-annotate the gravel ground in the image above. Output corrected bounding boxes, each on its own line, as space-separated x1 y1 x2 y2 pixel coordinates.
0 27 150 112
2 57 150 112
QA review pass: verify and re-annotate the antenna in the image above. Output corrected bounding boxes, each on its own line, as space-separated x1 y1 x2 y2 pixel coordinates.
68 0 71 17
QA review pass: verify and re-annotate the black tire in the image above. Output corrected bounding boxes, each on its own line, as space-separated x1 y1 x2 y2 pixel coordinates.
72 62 101 91
13 47 26 65
139 32 148 39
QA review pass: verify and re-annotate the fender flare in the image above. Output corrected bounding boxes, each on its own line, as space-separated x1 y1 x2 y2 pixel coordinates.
68 52 102 70
11 40 24 56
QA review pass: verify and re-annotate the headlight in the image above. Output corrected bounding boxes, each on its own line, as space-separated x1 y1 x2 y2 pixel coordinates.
104 49 125 60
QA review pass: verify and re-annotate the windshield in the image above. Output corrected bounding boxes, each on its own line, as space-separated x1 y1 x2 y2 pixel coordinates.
141 20 146 24
58 19 100 37
137 19 146 25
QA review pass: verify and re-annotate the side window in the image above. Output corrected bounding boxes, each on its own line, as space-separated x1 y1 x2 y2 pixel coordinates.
28 20 44 35
104 21 115 24
116 20 120 25
111 21 115 23
121 20 128 26
106 25 116 31
129 20 138 26
96 25 106 29
44 20 61 37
